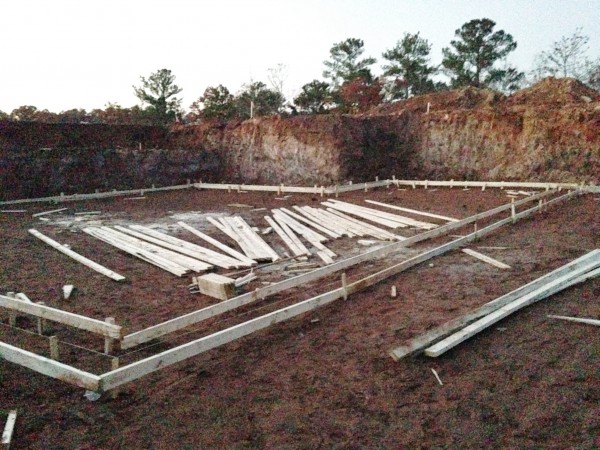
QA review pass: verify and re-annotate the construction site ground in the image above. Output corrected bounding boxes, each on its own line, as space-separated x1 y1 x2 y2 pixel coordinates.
1 187 599 448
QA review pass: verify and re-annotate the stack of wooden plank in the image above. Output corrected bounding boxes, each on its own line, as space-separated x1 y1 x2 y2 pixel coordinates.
323 200 438 230
291 205 400 241
207 216 280 262
364 200 459 222
390 249 600 360
270 209 337 264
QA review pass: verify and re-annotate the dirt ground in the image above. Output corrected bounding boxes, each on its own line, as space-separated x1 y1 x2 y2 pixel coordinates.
1 186 598 449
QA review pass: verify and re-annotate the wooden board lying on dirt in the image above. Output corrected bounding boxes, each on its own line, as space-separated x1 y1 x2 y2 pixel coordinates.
28 229 126 282
424 254 600 357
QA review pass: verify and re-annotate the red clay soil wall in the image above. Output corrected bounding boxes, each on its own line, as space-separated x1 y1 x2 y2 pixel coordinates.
1 78 598 200
0 121 222 200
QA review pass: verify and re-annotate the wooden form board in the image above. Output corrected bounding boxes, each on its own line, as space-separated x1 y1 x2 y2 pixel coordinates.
424 256 600 357
462 249 511 269
0 342 100 391
265 216 310 257
99 190 579 391
389 247 599 360
31 207 68 217
120 188 562 348
364 200 459 222
2 410 16 447
220 217 280 262
0 294 123 339
28 229 125 282
323 208 401 241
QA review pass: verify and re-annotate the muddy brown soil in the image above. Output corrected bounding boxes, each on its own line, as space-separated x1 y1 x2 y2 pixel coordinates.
1 187 598 448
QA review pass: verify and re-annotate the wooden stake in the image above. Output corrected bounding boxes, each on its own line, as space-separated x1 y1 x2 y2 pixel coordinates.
110 357 120 399
37 302 46 335
341 272 348 300
391 285 397 298
104 317 116 355
49 336 59 360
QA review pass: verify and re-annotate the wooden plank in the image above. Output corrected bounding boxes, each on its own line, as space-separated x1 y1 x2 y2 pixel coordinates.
121 189 565 348
0 342 101 391
273 210 328 242
28 229 125 282
330 200 438 229
323 208 400 241
94 227 212 272
265 216 307 257
177 221 256 266
226 217 280 262
365 200 459 222
462 248 511 269
32 207 68 217
294 206 354 237
0 294 123 339
547 315 600 326
424 258 600 357
323 202 407 229
1 410 16 447
83 228 191 276
278 208 342 239
125 225 248 269
389 249 600 360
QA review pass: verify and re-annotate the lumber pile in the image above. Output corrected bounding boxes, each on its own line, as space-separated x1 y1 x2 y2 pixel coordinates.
207 216 280 262
322 200 438 230
390 250 600 360
364 200 459 222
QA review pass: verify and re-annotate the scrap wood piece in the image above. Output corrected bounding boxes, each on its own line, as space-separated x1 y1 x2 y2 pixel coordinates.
192 274 236 301
547 315 600 327
1 210 27 213
364 200 459 222
316 250 334 265
32 207 68 218
462 248 511 269
234 272 257 288
28 229 125 282
2 410 17 447
431 369 443 386
424 255 600 357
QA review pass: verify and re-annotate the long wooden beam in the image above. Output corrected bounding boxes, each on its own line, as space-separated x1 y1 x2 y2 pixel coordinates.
0 295 122 339
0 342 100 391
424 257 600 357
389 250 600 360
28 229 126 282
120 188 563 348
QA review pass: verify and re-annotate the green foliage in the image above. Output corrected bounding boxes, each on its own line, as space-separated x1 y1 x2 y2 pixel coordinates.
293 80 332 114
233 81 285 120
0 110 8 120
441 18 522 89
133 68 182 125
382 32 437 99
189 85 236 121
323 38 376 87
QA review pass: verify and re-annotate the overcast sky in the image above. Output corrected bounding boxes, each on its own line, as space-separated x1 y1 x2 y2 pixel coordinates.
1 0 599 113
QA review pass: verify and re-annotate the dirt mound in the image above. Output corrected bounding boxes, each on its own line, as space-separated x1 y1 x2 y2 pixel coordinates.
370 86 503 115
506 77 600 106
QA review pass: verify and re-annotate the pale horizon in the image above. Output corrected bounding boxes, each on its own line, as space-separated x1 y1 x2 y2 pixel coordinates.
1 0 599 114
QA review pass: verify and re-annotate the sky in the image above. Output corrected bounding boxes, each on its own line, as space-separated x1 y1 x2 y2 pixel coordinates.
1 0 599 113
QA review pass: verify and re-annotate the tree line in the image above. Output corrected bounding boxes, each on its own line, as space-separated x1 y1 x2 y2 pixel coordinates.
2 18 598 126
